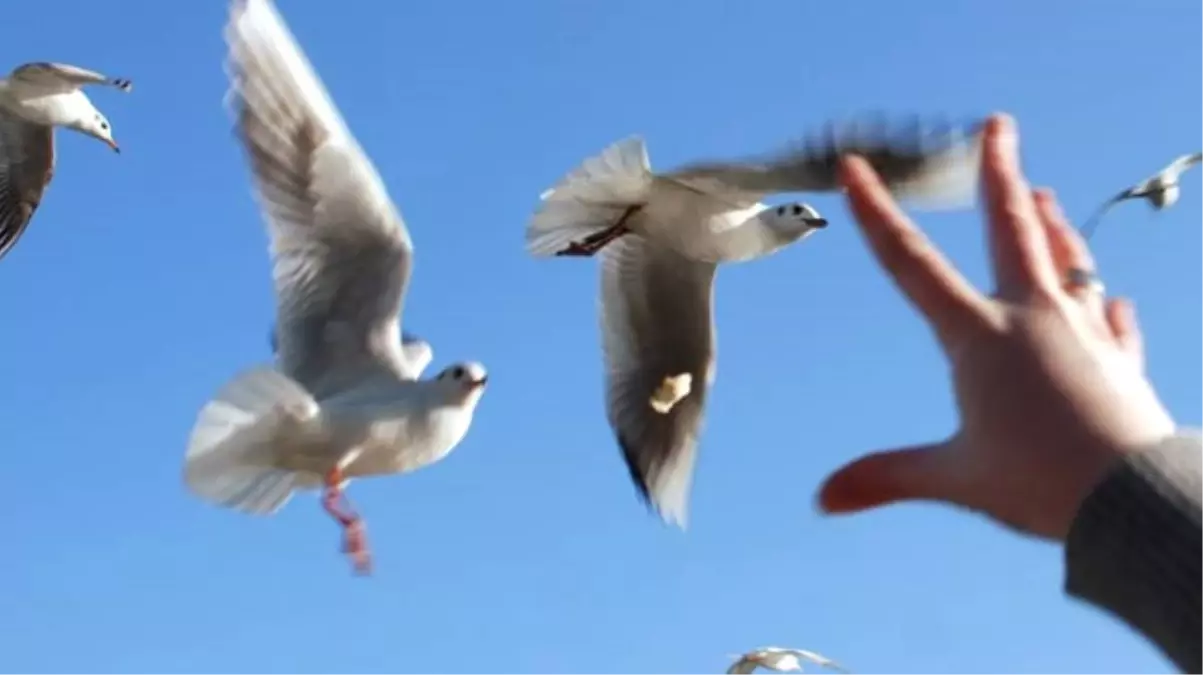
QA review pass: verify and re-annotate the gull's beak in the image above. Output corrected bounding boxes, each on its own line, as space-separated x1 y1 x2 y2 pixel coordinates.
107 138 121 154
806 216 829 228
469 376 488 389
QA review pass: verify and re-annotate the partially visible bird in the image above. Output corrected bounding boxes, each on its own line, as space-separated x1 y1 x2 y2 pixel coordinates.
1080 151 1203 240
525 118 984 528
726 647 849 674
184 0 488 576
0 61 132 262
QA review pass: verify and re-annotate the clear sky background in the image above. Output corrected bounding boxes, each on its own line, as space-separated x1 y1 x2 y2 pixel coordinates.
0 1 1199 673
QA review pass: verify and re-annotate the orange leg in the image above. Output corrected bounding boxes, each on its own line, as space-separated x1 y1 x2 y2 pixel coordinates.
322 468 372 576
553 205 639 257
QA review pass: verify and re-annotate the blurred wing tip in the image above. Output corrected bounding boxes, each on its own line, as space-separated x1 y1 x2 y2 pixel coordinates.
647 479 691 530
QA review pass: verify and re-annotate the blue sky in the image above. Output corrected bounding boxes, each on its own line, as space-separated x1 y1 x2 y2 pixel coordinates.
1 1 1199 673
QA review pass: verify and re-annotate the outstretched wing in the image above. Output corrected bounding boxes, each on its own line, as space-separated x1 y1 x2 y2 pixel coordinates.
1164 151 1203 179
668 115 984 210
1079 187 1140 240
10 62 131 92
226 0 418 394
787 648 849 673
600 235 717 529
725 656 759 674
0 113 55 262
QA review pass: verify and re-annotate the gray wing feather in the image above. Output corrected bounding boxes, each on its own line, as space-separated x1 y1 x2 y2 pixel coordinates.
1079 187 1139 240
11 62 131 91
226 0 416 393
726 657 758 674
787 648 849 673
667 116 984 209
0 113 54 262
400 332 434 378
600 235 717 528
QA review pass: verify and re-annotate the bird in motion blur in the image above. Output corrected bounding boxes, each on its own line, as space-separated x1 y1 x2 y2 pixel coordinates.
1080 151 1203 240
184 0 488 576
0 61 131 263
526 117 984 527
726 646 849 674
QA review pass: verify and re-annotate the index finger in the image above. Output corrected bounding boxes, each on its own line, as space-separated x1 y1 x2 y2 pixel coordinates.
840 155 997 345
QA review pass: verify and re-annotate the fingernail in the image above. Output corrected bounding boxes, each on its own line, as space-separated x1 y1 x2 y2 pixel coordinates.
990 113 1017 139
987 114 1018 160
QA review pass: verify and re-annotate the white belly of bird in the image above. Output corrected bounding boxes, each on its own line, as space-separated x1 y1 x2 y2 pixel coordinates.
636 186 765 263
316 405 472 479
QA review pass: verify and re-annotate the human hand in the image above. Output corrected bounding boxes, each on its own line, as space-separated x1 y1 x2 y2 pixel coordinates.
817 114 1177 541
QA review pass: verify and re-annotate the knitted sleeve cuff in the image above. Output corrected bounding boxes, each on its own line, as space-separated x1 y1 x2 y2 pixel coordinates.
1065 430 1202 674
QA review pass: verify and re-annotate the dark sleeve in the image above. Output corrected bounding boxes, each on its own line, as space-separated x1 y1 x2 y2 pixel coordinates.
1065 430 1202 674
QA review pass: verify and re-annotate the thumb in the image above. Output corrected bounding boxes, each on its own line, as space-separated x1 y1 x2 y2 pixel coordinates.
818 441 954 515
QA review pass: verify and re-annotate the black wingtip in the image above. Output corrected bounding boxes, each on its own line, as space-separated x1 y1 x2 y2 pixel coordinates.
793 113 986 189
614 431 656 509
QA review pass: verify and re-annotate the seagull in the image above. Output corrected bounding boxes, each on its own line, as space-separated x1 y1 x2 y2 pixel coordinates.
0 62 132 262
726 647 849 674
1080 151 1203 240
184 0 488 576
526 117 984 263
525 119 984 527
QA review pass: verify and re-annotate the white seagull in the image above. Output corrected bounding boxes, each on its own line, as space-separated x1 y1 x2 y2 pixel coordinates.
726 647 849 674
184 0 488 575
525 119 984 527
0 61 132 262
1080 151 1203 239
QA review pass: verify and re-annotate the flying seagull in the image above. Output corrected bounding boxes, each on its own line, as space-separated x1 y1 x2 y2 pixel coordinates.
0 61 132 262
184 0 488 576
1080 151 1203 240
526 117 984 263
726 647 849 674
525 118 984 527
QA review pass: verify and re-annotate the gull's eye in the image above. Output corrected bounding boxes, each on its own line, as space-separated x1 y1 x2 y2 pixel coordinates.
792 204 804 216
101 122 109 130
451 366 465 379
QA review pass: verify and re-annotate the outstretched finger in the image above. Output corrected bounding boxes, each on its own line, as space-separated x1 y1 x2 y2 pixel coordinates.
840 155 996 346
980 114 1062 301
1033 188 1106 319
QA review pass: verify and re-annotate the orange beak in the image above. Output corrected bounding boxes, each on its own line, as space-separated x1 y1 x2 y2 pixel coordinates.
106 138 121 154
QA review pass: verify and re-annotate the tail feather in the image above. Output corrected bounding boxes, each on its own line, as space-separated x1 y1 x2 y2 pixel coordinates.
526 136 655 257
184 367 319 515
